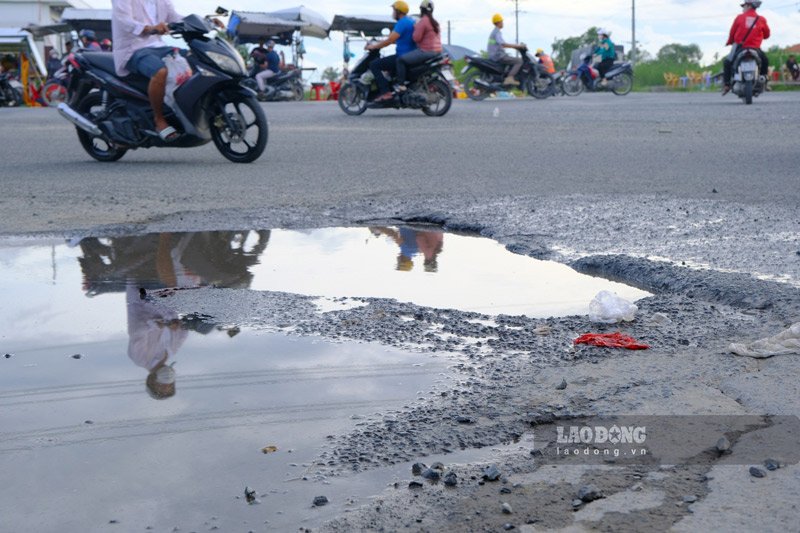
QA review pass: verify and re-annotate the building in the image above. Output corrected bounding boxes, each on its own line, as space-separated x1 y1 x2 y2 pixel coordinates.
0 0 92 55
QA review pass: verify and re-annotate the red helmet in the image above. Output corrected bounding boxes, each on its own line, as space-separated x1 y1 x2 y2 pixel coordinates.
100 38 112 50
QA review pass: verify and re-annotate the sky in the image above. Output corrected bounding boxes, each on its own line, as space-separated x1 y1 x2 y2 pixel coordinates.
91 0 800 79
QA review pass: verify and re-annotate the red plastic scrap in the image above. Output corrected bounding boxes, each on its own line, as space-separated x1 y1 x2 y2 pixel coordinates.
574 332 650 350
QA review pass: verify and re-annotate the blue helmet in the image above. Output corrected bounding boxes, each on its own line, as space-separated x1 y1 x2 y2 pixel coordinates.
79 29 97 41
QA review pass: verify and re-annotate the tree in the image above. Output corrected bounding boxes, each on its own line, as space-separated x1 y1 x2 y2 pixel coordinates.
656 43 702 64
321 66 341 82
551 27 599 69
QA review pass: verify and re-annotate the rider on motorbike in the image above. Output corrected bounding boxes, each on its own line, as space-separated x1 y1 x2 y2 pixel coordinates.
595 29 616 85
79 29 102 51
366 1 417 103
535 48 555 74
253 40 283 98
111 0 186 141
396 0 442 91
488 14 526 86
722 0 770 96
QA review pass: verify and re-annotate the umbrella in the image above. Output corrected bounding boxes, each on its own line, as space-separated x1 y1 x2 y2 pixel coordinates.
330 14 395 37
60 8 112 41
228 11 307 45
268 6 331 39
443 44 477 62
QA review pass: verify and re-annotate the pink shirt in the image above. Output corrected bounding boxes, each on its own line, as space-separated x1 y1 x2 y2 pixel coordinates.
413 16 442 53
111 0 184 76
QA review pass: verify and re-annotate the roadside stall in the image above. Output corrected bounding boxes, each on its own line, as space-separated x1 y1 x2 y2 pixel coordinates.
60 8 112 42
0 28 47 106
329 14 395 72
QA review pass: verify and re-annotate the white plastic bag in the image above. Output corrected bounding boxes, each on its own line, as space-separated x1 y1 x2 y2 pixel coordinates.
730 322 800 358
163 49 192 109
588 291 638 324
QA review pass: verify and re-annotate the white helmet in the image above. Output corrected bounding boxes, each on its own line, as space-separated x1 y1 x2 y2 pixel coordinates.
741 0 762 7
597 28 610 37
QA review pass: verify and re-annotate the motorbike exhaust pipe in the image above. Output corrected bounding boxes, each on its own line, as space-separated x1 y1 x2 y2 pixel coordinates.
57 102 102 137
474 79 493 89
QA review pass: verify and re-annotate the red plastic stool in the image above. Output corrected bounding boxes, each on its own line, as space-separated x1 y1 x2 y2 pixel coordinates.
310 82 326 101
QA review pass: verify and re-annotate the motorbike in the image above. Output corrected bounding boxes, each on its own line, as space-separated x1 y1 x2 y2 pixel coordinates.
57 13 267 163
42 54 76 106
562 54 633 96
0 71 24 107
461 46 556 100
242 68 304 102
337 42 453 117
730 47 765 105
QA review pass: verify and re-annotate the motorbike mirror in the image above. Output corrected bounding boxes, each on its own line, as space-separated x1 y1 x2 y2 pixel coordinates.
381 28 390 37
215 6 229 16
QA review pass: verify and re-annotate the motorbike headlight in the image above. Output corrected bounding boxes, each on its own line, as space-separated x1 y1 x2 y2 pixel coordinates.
206 51 246 76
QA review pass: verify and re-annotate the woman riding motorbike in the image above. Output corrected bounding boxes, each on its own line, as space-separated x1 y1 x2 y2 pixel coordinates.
396 0 443 91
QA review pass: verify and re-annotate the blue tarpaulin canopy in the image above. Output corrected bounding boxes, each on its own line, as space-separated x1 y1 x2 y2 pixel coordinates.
227 11 306 45
268 6 331 39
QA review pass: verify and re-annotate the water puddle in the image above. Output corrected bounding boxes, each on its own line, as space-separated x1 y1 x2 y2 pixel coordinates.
0 227 648 530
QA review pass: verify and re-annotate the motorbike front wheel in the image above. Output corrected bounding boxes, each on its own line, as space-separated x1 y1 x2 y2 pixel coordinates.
422 78 453 117
562 73 584 96
527 74 554 99
463 70 491 101
75 92 127 162
338 82 368 116
210 95 268 163
612 73 633 96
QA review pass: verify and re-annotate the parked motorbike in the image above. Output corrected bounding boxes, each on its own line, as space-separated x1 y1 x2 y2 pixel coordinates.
42 54 76 106
730 47 765 105
0 71 23 107
242 68 304 102
58 14 267 163
562 55 633 96
337 43 453 117
461 46 555 100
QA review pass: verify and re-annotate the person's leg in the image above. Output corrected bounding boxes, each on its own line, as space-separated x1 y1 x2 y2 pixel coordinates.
722 57 733 91
127 47 176 135
757 49 769 77
397 50 436 86
499 56 521 85
369 55 397 98
255 69 275 92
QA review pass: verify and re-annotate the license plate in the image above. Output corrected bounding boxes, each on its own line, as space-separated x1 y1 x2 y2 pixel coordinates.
740 60 757 72
443 69 455 81
460 65 469 75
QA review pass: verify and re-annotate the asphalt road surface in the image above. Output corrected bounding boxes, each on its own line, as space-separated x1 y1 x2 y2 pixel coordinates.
0 92 798 235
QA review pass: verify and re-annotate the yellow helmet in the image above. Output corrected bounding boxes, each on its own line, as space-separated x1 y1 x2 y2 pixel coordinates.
536 48 544 55
392 1 410 14
492 13 504 24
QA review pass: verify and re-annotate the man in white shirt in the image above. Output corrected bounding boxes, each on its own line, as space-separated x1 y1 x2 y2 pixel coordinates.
112 0 185 141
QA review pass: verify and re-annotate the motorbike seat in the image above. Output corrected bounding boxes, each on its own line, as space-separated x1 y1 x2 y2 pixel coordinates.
81 52 151 94
467 56 505 75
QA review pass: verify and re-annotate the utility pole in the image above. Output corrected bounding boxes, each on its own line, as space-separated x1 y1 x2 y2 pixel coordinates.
447 20 451 46
631 0 637 63
507 0 523 43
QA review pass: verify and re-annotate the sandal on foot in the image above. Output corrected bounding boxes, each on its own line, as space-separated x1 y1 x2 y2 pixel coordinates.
158 125 179 142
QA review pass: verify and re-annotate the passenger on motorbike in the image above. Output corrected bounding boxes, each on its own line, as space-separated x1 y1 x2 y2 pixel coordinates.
253 40 283 97
366 1 417 103
79 29 102 51
722 0 770 96
396 0 442 91
535 48 555 74
595 29 616 85
488 14 526 86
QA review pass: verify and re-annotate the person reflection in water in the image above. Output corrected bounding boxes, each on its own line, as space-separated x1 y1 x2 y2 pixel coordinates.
370 226 444 272
127 283 188 399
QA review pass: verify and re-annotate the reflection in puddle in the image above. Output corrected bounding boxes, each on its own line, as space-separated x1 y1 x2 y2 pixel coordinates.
0 227 649 531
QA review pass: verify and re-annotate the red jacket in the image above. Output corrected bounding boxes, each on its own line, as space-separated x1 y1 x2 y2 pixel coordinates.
726 9 770 48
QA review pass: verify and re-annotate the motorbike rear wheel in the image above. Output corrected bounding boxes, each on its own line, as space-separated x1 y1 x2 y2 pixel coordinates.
527 74 554 99
421 78 453 117
744 79 754 105
338 82 368 116
463 69 491 101
562 72 584 96
612 73 633 96
210 95 268 163
291 80 305 101
75 92 127 162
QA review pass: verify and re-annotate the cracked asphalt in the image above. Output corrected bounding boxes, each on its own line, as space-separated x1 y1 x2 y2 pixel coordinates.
1 93 799 531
